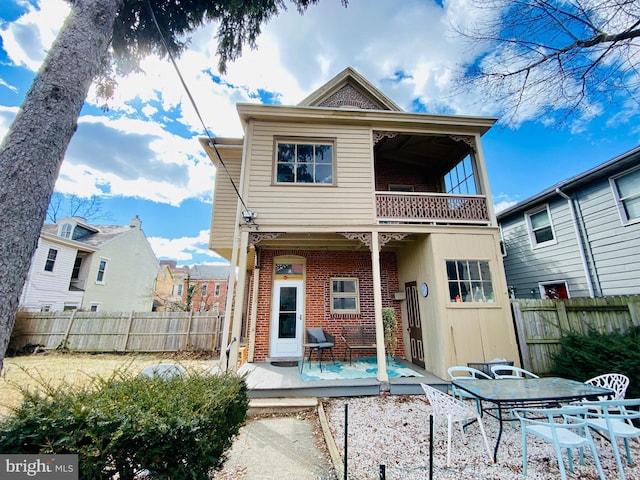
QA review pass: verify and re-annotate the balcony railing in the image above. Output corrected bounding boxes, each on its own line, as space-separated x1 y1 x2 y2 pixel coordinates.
376 192 490 225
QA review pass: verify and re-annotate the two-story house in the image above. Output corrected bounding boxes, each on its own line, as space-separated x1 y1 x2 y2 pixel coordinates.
200 67 519 380
20 216 159 312
498 146 640 299
154 260 190 311
187 264 230 314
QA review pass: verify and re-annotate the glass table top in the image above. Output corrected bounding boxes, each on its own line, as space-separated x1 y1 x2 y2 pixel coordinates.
453 377 614 403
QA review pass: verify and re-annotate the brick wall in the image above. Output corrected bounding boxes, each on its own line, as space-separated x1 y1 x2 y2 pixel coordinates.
253 249 404 361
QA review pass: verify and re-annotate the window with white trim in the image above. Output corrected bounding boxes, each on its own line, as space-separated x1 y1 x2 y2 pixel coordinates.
201 284 207 296
44 248 58 272
214 283 221 296
275 139 334 184
330 278 359 313
60 223 73 238
611 167 640 224
526 206 556 247
90 303 100 312
445 154 476 195
96 259 107 283
446 260 495 303
540 281 569 299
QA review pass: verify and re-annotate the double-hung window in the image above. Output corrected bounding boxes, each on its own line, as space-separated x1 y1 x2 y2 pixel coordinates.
275 139 334 184
96 259 107 283
526 206 555 247
202 284 207 296
611 167 640 225
330 278 359 313
44 248 58 272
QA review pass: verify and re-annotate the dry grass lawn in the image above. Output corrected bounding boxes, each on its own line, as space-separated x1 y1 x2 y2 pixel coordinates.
0 352 223 416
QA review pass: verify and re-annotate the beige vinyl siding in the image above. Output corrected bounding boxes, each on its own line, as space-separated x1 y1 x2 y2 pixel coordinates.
245 121 375 226
397 229 518 379
210 150 242 260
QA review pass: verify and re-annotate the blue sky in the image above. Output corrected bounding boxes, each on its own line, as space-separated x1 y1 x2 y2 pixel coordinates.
1 0 638 266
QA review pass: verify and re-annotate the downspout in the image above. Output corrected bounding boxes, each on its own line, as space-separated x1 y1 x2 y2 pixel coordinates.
555 187 595 298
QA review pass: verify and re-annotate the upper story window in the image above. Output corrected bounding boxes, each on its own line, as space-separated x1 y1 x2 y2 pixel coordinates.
275 139 334 185
201 284 207 296
44 248 58 272
446 260 494 303
526 206 556 248
330 278 359 313
96 259 108 283
214 283 221 296
176 284 183 296
445 154 477 195
611 167 640 225
60 223 73 238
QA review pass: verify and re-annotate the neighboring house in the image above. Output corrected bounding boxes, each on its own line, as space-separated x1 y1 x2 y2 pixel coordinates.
186 264 230 314
153 260 190 311
20 216 159 312
200 67 519 380
498 146 640 299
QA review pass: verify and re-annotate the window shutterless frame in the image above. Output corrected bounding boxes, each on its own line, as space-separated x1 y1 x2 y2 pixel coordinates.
610 166 640 225
273 137 336 185
525 205 557 248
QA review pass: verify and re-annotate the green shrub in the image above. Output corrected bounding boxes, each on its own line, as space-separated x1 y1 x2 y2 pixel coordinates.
0 368 248 480
551 327 640 398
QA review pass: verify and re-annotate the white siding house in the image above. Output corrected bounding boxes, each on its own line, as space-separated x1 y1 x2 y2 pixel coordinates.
20 216 159 312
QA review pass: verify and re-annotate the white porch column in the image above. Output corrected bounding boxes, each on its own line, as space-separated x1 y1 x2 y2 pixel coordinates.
371 232 389 382
219 237 239 359
228 229 249 371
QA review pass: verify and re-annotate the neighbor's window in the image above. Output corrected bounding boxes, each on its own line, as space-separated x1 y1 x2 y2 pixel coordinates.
275 140 334 184
214 283 221 296
201 284 207 296
213 302 219 315
611 167 640 225
526 206 556 247
44 248 58 272
96 259 107 283
176 284 183 296
445 154 476 195
90 304 99 312
446 260 494 303
60 223 73 239
540 282 569 299
331 278 359 313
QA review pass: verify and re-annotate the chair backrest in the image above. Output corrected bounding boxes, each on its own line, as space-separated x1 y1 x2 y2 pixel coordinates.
307 327 326 343
448 366 492 380
585 373 629 400
491 365 539 379
513 405 589 430
574 399 640 422
420 383 474 419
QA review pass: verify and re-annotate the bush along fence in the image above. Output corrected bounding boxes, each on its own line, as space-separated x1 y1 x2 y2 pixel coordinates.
9 310 224 354
511 295 640 375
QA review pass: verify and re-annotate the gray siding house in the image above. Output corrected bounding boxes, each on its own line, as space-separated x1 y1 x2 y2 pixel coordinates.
498 146 640 299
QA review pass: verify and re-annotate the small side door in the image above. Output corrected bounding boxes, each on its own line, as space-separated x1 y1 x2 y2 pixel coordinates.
405 281 425 368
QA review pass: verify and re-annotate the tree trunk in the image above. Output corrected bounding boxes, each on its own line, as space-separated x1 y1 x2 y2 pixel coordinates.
0 0 122 373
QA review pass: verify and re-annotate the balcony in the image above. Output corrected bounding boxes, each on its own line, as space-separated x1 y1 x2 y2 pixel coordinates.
376 192 490 225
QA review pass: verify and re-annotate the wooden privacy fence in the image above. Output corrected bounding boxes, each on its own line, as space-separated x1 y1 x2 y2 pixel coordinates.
512 295 640 375
9 310 224 353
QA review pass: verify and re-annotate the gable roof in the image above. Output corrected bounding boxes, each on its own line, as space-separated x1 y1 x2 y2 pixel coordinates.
188 264 230 281
497 145 640 219
41 221 135 248
298 67 402 111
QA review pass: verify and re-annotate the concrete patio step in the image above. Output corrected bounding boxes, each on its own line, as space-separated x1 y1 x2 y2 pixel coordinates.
247 396 319 416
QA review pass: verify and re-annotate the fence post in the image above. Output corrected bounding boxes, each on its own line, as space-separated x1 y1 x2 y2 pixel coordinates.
629 302 640 327
121 311 134 352
185 310 193 350
511 301 532 371
61 310 76 349
557 301 571 333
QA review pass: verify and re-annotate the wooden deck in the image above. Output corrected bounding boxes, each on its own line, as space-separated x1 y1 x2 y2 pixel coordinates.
239 358 447 399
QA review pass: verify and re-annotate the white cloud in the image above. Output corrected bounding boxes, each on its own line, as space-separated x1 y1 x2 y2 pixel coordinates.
148 230 226 263
0 0 69 70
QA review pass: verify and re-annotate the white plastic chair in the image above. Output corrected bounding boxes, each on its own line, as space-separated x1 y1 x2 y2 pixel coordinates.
585 373 629 400
512 406 605 480
447 366 492 413
420 383 492 467
575 399 640 480
491 365 539 379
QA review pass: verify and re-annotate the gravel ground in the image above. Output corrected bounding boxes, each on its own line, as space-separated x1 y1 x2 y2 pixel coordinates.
323 395 640 480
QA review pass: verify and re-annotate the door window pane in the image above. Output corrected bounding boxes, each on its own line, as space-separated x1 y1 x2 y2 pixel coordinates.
278 286 297 339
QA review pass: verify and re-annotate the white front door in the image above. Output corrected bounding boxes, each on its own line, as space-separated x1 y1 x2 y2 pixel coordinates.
270 280 304 358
